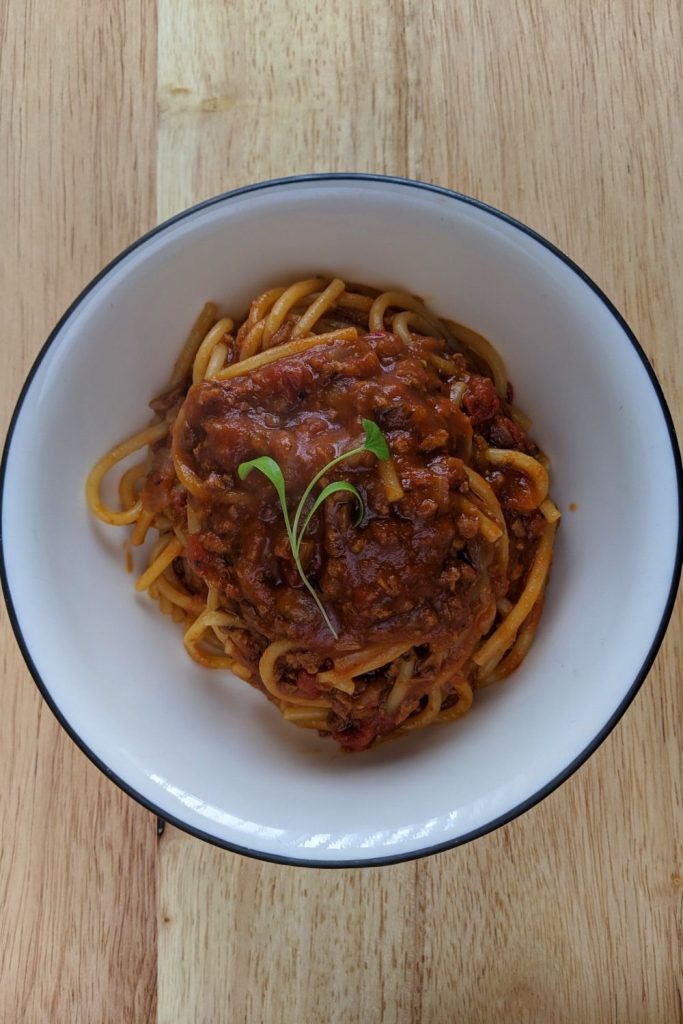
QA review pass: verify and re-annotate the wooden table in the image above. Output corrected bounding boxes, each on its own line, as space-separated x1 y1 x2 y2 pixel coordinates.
2 2 681 1020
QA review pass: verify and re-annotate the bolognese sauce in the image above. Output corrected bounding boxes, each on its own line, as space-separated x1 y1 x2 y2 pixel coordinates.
87 278 559 750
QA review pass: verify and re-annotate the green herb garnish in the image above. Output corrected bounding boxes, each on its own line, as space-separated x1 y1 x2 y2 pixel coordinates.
238 418 390 638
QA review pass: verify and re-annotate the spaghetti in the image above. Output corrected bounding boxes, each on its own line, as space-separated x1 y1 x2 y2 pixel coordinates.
86 277 559 750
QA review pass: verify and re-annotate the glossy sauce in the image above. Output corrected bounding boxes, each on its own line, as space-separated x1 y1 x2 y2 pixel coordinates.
170 332 520 654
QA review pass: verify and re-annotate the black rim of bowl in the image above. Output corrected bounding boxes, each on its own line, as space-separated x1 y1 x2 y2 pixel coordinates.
1 173 681 868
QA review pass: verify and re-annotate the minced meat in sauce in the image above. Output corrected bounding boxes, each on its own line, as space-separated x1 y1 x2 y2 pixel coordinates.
166 331 540 658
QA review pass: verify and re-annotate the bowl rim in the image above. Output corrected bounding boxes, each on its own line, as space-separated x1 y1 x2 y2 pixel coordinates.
2 172 681 868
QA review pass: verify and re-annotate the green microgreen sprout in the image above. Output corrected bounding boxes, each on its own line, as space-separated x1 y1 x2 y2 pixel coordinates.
238 418 390 639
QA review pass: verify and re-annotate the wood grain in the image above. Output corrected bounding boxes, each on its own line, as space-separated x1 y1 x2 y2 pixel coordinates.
0 1 158 1021
2 0 682 1020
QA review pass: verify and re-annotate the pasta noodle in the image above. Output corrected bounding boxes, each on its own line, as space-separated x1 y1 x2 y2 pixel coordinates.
86 277 559 750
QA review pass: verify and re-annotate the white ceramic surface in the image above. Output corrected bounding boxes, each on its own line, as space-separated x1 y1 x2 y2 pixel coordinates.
2 175 680 865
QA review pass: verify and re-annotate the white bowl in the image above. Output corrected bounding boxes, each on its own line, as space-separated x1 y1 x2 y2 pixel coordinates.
2 175 681 866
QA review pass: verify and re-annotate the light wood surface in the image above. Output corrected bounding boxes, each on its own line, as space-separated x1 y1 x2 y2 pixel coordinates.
2 1 681 1021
